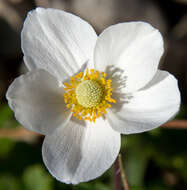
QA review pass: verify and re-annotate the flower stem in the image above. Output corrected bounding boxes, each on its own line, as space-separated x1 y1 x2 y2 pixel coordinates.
162 120 187 129
114 154 131 190
114 154 122 190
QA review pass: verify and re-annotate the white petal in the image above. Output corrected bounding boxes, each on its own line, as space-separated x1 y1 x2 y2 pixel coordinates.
107 70 181 134
22 8 97 82
94 22 164 93
6 70 71 135
42 117 121 184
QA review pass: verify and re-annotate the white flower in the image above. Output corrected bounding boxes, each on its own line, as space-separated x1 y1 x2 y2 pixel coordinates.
6 7 180 184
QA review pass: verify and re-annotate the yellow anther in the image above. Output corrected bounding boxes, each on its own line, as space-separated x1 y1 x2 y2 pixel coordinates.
63 68 116 122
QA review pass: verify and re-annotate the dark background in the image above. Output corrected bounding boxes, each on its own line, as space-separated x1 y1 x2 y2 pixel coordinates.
0 0 187 189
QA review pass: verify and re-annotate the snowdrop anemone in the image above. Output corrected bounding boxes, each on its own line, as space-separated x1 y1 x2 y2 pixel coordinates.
6 7 180 184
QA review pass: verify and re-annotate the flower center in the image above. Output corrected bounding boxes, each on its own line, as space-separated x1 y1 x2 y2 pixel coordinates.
75 80 103 108
64 69 116 122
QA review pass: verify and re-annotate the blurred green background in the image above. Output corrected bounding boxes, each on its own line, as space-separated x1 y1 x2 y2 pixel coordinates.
1 0 187 190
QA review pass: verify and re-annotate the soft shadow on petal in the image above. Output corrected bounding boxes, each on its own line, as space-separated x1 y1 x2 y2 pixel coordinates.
6 69 71 135
105 65 133 112
94 21 164 93
22 7 97 82
42 117 121 184
107 70 181 134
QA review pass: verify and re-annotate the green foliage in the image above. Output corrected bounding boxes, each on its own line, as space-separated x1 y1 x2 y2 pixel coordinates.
75 182 110 190
0 175 21 190
23 165 53 190
0 138 15 158
124 136 151 187
176 105 187 119
0 105 13 127
0 104 18 129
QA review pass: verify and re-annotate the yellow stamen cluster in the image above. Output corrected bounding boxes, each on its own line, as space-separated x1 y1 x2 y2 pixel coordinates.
64 69 116 122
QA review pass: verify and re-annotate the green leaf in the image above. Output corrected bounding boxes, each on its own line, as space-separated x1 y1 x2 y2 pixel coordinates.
0 105 13 127
175 104 187 119
0 104 18 128
77 182 110 190
0 174 21 190
124 135 152 187
22 165 53 190
0 138 15 158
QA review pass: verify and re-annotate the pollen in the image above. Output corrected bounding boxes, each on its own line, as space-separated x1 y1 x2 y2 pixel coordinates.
64 68 116 122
